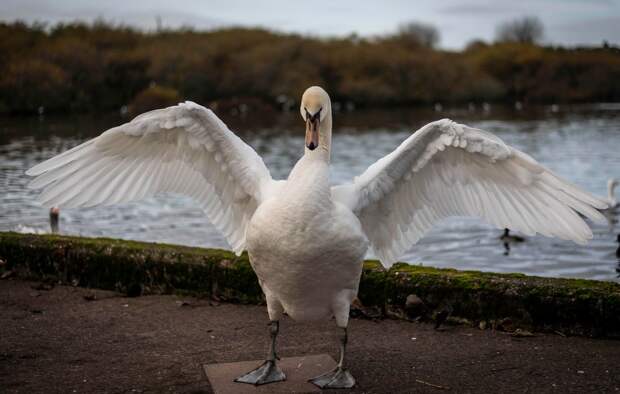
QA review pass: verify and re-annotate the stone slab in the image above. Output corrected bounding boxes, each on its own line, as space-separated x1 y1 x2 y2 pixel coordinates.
204 354 338 394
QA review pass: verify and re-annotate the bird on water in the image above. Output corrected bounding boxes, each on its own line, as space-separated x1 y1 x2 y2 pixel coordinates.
27 86 607 388
607 178 618 208
500 228 525 255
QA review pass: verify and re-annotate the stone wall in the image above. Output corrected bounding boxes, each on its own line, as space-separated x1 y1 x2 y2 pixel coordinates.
2 232 619 337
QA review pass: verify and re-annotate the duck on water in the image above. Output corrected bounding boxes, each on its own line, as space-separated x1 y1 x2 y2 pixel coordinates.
26 86 607 389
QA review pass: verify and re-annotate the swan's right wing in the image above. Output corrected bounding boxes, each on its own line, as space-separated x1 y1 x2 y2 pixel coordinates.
332 119 607 267
27 101 275 253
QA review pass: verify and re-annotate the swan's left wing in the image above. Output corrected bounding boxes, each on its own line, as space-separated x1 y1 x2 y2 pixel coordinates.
332 119 608 267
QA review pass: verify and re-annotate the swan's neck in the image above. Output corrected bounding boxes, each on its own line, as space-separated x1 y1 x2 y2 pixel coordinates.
287 153 331 204
289 109 332 194
304 110 332 163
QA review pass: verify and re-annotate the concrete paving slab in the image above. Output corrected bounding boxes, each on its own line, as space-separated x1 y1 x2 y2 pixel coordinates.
204 354 337 394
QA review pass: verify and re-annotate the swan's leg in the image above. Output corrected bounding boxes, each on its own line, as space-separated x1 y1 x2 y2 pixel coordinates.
309 291 356 389
308 327 355 389
234 320 286 385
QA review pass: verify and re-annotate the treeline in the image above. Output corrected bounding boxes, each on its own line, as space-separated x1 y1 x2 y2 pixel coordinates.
1 21 620 115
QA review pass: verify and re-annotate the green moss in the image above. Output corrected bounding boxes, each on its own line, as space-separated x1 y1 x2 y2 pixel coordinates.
383 261 620 336
358 260 387 308
2 231 620 337
211 252 264 304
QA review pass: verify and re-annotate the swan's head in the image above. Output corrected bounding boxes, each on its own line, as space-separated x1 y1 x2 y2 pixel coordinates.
608 178 618 193
300 86 330 151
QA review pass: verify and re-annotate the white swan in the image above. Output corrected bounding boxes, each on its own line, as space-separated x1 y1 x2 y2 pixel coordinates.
27 86 608 388
607 178 618 208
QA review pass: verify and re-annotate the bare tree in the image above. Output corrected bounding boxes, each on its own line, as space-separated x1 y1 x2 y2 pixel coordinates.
495 16 544 44
396 21 440 48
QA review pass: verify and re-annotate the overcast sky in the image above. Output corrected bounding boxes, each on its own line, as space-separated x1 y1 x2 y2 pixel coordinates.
1 0 619 49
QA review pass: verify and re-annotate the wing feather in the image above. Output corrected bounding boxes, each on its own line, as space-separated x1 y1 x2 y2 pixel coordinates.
332 119 607 267
27 101 274 254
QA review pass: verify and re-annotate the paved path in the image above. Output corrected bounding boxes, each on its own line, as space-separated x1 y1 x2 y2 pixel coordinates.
1 279 619 393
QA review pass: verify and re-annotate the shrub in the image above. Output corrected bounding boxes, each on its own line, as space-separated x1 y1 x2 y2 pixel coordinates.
129 85 181 114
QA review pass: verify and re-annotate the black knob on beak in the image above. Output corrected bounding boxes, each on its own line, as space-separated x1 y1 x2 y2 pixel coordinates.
304 107 321 151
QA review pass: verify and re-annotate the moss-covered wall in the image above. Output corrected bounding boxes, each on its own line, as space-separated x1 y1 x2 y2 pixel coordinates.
0 232 263 303
1 232 619 338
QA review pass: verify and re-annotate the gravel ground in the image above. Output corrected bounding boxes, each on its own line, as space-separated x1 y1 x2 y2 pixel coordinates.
1 279 619 393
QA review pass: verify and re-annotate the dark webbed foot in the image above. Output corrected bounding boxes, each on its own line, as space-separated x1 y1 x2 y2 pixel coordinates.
309 366 355 389
234 359 286 385
309 326 355 389
234 321 286 385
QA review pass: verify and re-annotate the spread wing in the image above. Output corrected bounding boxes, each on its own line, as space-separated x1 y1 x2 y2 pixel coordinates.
26 101 276 254
332 119 608 267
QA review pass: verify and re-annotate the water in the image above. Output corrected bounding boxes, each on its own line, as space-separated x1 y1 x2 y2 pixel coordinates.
1 105 619 281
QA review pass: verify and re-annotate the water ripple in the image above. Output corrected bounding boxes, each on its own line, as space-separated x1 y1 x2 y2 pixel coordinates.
1 106 619 281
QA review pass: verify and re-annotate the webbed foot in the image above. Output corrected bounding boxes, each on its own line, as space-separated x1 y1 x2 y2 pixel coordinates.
309 366 355 389
234 360 286 385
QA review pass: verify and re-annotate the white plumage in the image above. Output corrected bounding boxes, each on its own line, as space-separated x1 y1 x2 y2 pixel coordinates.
27 86 607 388
27 101 274 254
332 119 607 266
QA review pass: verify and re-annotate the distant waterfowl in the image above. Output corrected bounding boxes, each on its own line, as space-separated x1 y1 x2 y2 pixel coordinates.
500 228 525 243
616 234 620 259
49 207 60 234
602 179 619 227
26 86 607 389
607 178 618 209
500 228 525 255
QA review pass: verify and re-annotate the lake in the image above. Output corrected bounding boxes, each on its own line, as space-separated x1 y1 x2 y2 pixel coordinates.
1 104 619 281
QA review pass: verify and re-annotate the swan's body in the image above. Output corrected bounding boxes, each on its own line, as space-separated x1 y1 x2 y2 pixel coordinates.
248 155 367 324
27 86 608 388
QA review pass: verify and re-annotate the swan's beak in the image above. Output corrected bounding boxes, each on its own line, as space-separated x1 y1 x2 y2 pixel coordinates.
305 116 320 151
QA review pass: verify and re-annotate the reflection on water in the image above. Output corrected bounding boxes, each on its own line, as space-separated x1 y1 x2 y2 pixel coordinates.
1 104 619 281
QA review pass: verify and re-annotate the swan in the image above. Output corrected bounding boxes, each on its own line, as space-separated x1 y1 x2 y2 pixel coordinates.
607 178 618 209
602 178 618 225
26 86 608 389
